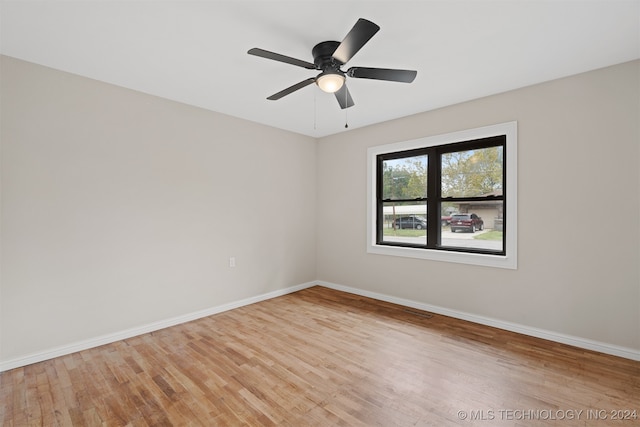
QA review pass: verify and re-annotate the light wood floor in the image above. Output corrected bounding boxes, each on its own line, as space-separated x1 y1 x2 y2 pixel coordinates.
1 286 639 426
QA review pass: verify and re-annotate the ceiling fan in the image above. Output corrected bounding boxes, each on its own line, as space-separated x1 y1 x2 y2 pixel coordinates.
248 18 417 109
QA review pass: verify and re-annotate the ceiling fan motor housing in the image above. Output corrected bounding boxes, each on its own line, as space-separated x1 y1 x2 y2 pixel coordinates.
312 41 343 70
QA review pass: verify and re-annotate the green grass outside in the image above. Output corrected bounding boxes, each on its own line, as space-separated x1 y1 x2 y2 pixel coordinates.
383 228 426 237
383 227 503 241
473 230 503 240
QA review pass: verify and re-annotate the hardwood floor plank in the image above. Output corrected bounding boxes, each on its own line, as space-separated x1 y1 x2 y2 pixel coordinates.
1 286 639 426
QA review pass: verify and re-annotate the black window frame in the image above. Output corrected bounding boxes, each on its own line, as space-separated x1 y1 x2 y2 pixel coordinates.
376 135 506 256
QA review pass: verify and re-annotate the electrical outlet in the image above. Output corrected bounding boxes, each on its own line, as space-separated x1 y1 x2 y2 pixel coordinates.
229 257 236 268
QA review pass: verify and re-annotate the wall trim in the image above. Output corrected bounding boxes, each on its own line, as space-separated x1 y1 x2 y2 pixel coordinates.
0 281 316 372
316 280 640 362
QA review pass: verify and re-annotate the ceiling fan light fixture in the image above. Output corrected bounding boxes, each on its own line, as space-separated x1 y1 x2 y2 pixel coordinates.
316 71 345 93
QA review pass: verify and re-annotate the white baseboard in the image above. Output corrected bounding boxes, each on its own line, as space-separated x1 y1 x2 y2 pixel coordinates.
316 280 640 362
0 281 316 372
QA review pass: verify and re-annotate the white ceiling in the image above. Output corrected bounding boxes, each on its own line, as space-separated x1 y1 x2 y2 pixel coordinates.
1 1 639 137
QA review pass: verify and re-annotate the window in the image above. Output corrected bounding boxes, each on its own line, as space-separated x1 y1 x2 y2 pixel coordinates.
367 122 517 269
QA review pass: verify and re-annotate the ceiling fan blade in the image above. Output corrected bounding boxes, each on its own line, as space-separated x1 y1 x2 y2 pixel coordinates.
347 67 417 83
332 18 380 64
248 48 316 69
267 77 316 100
334 84 355 109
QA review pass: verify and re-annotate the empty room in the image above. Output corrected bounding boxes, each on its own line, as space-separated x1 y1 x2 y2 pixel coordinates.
1 1 639 426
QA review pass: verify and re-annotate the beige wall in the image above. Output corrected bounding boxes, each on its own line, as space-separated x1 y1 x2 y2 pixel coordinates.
317 60 640 351
0 56 317 362
1 56 638 367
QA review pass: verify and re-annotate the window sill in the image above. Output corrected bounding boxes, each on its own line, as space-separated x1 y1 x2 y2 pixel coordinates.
367 243 517 269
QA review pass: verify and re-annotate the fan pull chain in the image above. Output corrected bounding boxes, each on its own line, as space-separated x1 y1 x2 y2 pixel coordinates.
313 90 317 130
344 87 349 128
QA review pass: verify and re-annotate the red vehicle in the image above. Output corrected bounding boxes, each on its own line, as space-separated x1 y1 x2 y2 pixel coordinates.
450 213 484 233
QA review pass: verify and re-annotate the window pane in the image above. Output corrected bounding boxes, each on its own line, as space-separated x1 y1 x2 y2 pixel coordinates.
440 202 503 252
382 155 427 200
381 202 427 245
441 146 503 198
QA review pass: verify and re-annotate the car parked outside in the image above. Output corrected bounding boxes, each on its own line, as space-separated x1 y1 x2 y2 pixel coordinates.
392 215 427 230
450 213 484 233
